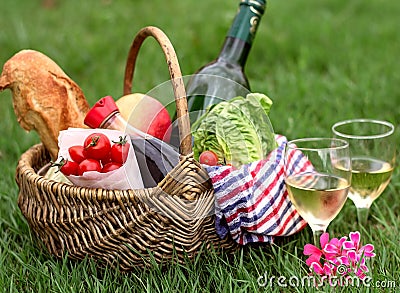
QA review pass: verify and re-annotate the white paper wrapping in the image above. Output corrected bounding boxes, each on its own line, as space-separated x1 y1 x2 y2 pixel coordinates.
57 128 144 190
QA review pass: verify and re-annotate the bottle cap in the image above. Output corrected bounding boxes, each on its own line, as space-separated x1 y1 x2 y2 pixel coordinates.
84 95 119 128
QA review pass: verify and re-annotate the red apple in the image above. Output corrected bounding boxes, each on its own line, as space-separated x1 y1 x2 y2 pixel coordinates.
116 93 172 142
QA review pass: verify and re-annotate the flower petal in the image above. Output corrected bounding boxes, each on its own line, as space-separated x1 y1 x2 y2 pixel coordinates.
355 270 367 280
306 254 321 267
360 264 369 273
349 231 360 248
329 237 339 247
343 240 356 250
324 243 338 254
338 256 349 266
359 256 367 265
323 263 334 275
347 250 358 264
361 244 376 258
310 262 324 275
338 236 347 247
304 243 320 256
320 232 330 248
330 257 342 267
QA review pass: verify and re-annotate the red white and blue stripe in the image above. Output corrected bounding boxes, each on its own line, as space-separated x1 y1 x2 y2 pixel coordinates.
204 135 310 245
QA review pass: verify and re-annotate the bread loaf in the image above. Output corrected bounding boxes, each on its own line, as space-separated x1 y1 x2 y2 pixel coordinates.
0 49 90 159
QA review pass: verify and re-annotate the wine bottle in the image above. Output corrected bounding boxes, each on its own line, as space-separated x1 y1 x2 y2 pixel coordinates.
186 0 266 121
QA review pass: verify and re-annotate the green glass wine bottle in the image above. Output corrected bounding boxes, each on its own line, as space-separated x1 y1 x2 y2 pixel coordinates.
186 0 267 122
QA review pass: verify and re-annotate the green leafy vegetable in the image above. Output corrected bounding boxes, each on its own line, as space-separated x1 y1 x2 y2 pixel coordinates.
192 93 278 167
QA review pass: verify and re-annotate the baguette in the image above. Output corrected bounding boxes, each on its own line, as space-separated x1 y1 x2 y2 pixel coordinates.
0 49 90 159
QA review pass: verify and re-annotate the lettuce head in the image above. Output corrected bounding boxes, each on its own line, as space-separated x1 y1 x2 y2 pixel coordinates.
192 93 277 167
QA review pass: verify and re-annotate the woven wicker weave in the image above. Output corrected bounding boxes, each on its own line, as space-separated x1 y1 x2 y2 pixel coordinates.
15 26 237 270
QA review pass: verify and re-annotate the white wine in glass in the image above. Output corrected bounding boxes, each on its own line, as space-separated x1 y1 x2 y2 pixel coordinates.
332 119 395 226
284 138 351 246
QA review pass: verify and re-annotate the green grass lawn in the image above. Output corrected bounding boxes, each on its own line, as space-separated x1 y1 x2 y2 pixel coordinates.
1 0 399 292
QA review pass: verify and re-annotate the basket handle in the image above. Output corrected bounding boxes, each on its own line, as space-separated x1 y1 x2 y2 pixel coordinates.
123 26 192 156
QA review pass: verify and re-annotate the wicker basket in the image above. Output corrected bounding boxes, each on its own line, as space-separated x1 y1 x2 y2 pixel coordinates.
15 26 237 271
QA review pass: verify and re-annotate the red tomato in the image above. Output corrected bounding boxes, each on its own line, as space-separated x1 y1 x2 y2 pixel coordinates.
101 162 122 173
100 154 112 166
83 133 111 161
54 158 79 176
68 145 87 163
111 136 129 164
199 150 219 166
78 158 102 175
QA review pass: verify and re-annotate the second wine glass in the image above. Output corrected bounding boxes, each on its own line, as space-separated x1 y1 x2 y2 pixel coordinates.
332 119 396 226
284 138 352 247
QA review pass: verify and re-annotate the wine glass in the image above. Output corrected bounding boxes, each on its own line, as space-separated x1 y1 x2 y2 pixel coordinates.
332 119 396 226
284 138 351 247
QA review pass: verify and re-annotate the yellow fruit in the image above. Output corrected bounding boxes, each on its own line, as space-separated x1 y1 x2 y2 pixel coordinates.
115 93 172 142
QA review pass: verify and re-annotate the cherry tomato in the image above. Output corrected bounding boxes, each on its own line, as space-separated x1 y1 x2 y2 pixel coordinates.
111 136 129 164
78 158 102 175
68 145 87 163
52 157 79 176
83 133 111 161
100 153 112 166
199 150 219 166
101 162 122 173
62 160 79 176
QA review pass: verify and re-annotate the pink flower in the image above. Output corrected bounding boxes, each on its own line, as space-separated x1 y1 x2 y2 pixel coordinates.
303 232 330 266
343 231 376 258
338 250 369 280
343 231 360 250
323 236 348 260
303 231 375 283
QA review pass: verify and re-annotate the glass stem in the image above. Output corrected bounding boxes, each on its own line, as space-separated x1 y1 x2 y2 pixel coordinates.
312 229 324 248
357 207 370 227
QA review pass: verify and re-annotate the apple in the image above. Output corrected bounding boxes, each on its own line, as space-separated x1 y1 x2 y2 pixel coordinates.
116 93 172 142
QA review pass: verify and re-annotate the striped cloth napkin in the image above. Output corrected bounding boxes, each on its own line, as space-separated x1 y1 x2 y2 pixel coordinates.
203 135 311 245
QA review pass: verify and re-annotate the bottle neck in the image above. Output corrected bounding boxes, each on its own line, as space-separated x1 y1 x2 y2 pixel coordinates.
219 0 266 66
218 37 251 67
102 111 150 139
101 111 126 131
